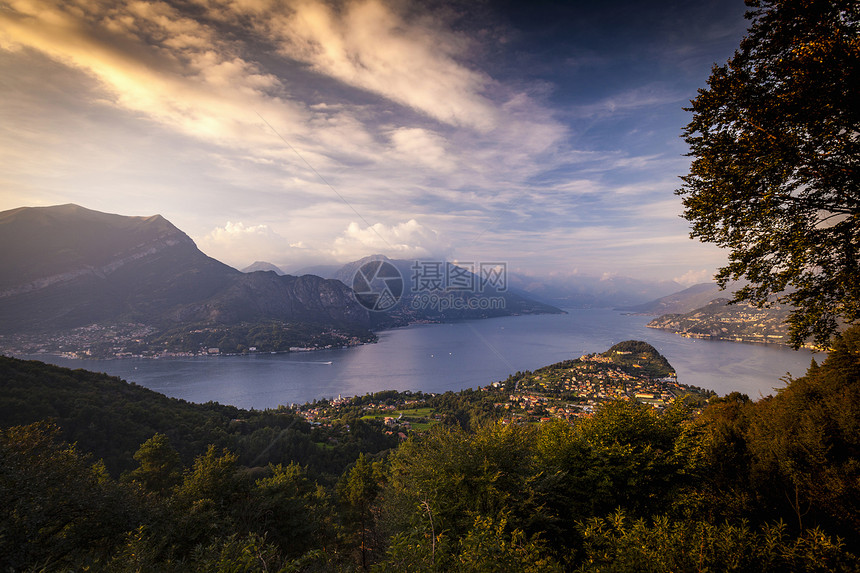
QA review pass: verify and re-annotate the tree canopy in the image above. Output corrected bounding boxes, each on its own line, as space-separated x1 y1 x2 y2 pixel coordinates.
678 0 860 348
3 341 860 570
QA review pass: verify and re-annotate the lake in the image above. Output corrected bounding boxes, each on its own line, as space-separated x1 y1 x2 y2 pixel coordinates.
30 308 823 409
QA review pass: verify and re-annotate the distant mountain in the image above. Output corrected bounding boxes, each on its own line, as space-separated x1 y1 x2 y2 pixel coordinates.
294 259 683 310
646 298 793 346
241 261 285 275
290 263 341 278
619 282 724 315
0 205 371 356
507 272 682 308
330 255 563 326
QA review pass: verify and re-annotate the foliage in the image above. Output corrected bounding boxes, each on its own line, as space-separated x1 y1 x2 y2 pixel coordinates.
382 422 549 545
0 355 396 478
577 510 856 573
2 339 860 570
338 453 386 568
0 422 141 570
125 432 182 495
602 340 675 378
746 326 860 538
677 0 860 347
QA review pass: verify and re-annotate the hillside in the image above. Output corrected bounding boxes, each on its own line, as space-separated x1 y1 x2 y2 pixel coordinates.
0 205 372 356
601 340 676 378
0 355 395 477
3 333 859 571
620 282 724 314
647 298 793 345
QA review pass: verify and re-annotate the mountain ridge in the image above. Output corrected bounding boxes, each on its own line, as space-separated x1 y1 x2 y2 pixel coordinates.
0 204 372 355
619 282 724 315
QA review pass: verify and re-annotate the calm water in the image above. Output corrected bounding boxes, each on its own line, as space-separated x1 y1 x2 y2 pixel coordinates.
30 309 823 409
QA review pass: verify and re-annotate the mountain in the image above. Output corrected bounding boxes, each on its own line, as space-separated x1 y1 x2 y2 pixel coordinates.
619 282 724 314
241 261 285 274
0 204 238 332
0 205 371 355
290 263 341 278
330 254 563 325
298 260 683 310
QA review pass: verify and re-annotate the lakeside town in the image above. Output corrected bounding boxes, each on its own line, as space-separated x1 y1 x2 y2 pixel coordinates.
294 341 712 437
0 321 372 359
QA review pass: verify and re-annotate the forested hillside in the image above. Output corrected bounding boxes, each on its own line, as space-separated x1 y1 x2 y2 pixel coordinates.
2 327 859 571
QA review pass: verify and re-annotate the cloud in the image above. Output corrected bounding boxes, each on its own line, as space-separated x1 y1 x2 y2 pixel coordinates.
0 0 571 205
0 0 361 157
570 84 685 119
217 0 499 131
195 218 453 271
0 0 735 285
673 269 713 286
386 127 455 172
196 221 298 268
332 219 451 260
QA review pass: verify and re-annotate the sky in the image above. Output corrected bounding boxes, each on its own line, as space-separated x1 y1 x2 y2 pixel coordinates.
0 0 750 284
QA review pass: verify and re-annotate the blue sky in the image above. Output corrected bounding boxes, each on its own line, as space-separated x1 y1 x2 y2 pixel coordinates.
0 0 749 283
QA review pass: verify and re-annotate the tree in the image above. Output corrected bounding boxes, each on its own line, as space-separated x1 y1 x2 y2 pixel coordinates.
0 422 138 570
746 325 860 540
677 0 860 348
255 462 330 559
338 453 384 569
125 433 182 495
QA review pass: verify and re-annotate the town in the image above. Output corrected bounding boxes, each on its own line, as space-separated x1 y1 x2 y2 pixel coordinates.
0 321 372 359
293 341 712 437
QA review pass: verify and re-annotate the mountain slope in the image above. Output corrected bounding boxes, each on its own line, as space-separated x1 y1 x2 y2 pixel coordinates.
0 204 242 332
0 205 371 351
620 282 724 314
646 298 793 345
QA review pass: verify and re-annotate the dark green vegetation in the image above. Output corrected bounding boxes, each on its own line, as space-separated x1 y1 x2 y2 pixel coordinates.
647 298 794 346
0 356 397 478
3 327 860 571
601 340 675 378
677 0 860 348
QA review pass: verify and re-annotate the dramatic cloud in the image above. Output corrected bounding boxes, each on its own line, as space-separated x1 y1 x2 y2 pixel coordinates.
1 0 748 281
199 0 498 130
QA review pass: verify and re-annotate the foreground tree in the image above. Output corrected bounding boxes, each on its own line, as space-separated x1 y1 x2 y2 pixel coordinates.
0 423 138 570
678 0 860 348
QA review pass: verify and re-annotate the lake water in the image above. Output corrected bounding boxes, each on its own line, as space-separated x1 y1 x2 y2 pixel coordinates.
31 309 824 410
